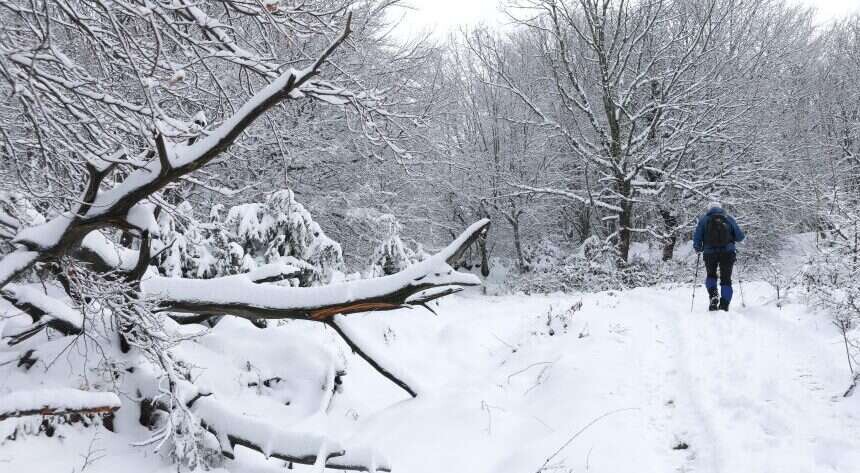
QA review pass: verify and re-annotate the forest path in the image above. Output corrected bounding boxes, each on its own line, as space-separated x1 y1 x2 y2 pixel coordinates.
330 282 860 473
664 283 860 473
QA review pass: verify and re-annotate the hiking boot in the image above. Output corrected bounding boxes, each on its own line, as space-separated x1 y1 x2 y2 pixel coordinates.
708 288 719 311
719 298 730 312
709 297 719 311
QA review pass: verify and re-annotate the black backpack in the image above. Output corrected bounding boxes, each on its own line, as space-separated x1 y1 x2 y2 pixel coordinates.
704 214 733 247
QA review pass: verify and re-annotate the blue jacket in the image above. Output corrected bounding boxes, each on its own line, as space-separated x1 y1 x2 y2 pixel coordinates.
693 208 745 254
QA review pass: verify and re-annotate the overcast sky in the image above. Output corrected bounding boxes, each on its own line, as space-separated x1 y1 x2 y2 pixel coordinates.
390 0 860 39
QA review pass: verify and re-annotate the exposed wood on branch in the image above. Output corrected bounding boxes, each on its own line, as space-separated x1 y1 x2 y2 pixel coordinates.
0 389 121 422
0 404 118 422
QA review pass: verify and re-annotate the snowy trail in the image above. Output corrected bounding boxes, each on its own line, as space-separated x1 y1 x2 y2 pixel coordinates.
668 284 860 473
327 282 860 473
2 281 859 473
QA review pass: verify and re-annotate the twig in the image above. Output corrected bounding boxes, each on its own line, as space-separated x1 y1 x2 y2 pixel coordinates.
535 408 640 472
507 360 557 385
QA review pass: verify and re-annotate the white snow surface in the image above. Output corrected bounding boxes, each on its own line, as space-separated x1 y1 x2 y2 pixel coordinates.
0 388 120 414
244 262 303 282
2 277 859 472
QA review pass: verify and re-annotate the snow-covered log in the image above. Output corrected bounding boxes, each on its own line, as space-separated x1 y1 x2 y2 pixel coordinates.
144 219 490 323
326 446 393 472
192 396 390 471
0 388 120 421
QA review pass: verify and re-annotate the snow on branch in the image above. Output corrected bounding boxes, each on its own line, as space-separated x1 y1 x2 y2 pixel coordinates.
508 184 623 212
76 231 141 273
1 284 83 345
0 249 38 290
0 388 120 421
143 220 490 322
243 262 305 284
1 284 84 330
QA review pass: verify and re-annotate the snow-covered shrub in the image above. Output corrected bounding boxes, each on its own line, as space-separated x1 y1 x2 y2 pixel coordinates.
153 201 198 278
533 301 582 337
153 190 344 285
366 214 423 277
803 204 860 383
510 236 689 294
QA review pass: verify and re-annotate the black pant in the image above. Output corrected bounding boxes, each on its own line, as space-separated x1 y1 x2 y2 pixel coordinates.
703 251 735 289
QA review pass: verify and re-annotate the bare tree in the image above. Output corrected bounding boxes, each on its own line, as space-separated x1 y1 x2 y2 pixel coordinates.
461 0 808 261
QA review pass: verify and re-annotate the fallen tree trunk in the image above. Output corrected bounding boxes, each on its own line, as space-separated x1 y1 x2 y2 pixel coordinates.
190 396 391 472
0 388 120 421
145 219 490 323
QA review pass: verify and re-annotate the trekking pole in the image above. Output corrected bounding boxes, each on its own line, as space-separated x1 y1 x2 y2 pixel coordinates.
691 252 701 313
737 256 746 308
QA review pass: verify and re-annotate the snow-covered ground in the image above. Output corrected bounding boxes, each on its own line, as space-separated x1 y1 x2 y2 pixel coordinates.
2 281 859 472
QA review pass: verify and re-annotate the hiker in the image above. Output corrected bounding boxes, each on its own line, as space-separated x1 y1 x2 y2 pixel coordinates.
693 202 745 311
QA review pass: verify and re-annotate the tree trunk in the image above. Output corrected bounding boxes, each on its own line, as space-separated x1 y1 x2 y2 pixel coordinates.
477 232 490 277
508 211 527 272
660 209 679 261
616 180 633 263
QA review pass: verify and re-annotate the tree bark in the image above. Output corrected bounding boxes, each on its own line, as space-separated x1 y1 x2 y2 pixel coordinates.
506 209 527 272
660 209 679 261
0 405 118 422
616 179 634 263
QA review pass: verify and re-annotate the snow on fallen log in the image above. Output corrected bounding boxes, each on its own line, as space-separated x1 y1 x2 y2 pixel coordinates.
193 395 391 471
192 396 345 465
0 388 120 421
143 219 490 322
242 262 305 284
326 445 392 472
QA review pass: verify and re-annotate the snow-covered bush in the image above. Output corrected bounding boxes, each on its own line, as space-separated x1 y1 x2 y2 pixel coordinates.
803 204 860 385
510 236 690 294
533 302 582 337
154 190 344 286
366 214 424 277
